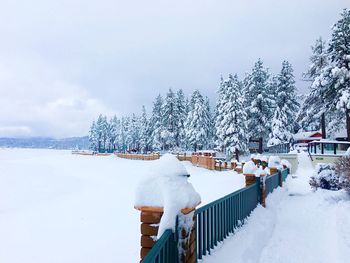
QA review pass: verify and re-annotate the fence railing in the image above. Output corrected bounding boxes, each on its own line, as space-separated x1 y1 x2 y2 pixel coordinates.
268 143 290 153
142 229 178 263
265 172 280 195
116 153 160 160
143 168 289 262
281 168 289 182
195 180 260 259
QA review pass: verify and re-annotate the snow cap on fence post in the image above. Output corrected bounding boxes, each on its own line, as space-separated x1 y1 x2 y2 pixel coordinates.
243 160 258 186
268 156 282 175
134 154 201 262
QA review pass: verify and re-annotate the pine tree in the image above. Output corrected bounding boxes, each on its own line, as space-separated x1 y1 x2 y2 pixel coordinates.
204 96 214 149
185 90 208 151
215 74 248 159
215 76 225 149
101 115 109 152
129 113 140 152
126 116 133 151
268 106 290 146
139 106 149 153
95 114 105 152
119 117 127 152
303 37 329 81
268 75 278 107
330 9 350 140
176 89 187 149
273 60 300 137
162 88 177 150
109 115 120 151
150 95 164 151
306 10 350 140
297 37 329 133
244 59 275 150
88 120 98 151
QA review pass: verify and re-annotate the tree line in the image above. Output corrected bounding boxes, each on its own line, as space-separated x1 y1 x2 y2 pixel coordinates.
89 9 350 159
89 59 299 159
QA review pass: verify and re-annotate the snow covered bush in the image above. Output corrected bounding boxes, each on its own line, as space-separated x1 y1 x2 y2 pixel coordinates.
309 163 341 191
335 156 350 194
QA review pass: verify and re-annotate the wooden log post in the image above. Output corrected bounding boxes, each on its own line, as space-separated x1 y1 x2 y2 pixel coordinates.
244 172 267 207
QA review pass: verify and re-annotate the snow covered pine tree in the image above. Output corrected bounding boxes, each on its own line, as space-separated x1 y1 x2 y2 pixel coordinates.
268 61 299 146
244 59 275 152
215 74 248 161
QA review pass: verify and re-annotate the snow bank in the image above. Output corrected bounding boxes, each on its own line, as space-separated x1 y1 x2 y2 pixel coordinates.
243 161 257 174
345 147 350 156
134 154 201 238
268 156 281 168
202 152 350 263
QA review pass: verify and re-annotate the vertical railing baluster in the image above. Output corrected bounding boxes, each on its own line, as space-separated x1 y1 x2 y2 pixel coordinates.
206 208 209 255
203 210 206 256
210 207 214 249
198 212 202 259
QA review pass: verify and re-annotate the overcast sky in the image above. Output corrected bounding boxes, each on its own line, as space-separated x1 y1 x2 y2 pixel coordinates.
0 0 348 138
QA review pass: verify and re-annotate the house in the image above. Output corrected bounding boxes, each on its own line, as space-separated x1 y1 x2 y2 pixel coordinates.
293 131 322 148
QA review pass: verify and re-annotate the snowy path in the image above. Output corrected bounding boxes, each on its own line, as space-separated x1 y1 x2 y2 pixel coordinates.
0 148 245 263
202 152 350 263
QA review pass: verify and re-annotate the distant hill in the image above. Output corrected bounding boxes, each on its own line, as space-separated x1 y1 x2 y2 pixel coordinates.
0 136 89 150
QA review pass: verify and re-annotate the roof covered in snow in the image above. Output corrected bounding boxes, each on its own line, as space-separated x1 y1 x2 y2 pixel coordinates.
293 131 322 141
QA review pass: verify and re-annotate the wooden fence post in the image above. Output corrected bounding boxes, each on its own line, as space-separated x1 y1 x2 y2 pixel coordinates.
135 206 198 263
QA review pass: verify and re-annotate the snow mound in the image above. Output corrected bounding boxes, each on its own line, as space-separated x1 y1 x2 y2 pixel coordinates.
345 147 350 156
281 159 291 169
255 154 262 160
255 166 267 177
134 154 201 238
268 156 281 168
243 161 257 174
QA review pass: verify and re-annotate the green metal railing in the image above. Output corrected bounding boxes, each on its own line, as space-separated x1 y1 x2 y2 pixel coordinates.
195 179 260 259
265 171 280 195
281 168 289 182
143 169 289 262
142 229 178 263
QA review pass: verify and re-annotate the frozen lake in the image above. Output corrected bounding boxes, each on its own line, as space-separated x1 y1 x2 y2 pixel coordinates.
0 148 244 263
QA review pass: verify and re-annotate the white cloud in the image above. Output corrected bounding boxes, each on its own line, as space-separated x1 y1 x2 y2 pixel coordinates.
0 0 348 137
0 126 32 137
0 58 115 138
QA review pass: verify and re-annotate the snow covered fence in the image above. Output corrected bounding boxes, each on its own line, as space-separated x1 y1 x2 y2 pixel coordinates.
71 150 95 156
243 157 290 207
191 152 235 171
116 153 160 160
134 154 201 262
135 154 289 262
176 153 192 162
195 181 260 260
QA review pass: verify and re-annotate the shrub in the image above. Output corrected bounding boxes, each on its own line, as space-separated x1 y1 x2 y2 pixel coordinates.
309 163 341 191
335 156 350 194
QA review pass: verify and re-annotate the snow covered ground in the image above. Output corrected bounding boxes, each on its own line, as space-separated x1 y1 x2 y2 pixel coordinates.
202 152 350 263
0 148 244 263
